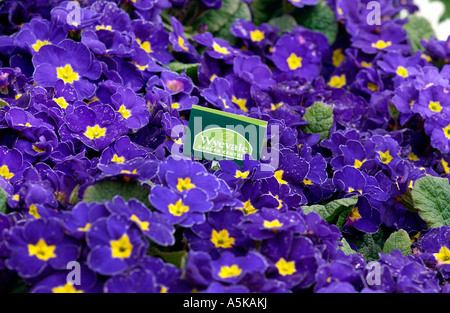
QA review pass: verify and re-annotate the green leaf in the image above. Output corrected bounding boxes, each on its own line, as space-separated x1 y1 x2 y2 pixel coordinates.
268 15 298 35
214 1 252 43
430 0 450 22
353 229 386 261
403 15 435 52
251 0 282 25
412 175 450 228
69 184 80 205
301 101 334 140
167 62 200 82
194 0 251 43
0 99 8 106
82 180 151 207
0 186 7 214
339 238 356 255
302 196 358 224
148 249 188 269
294 0 338 45
382 229 412 256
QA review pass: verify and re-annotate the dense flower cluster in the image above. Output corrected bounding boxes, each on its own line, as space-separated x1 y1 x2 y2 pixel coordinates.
0 0 450 293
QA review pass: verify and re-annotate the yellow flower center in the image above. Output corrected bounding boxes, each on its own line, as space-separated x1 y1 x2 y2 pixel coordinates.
32 39 51 52
274 170 287 184
434 246 450 265
111 154 125 163
429 101 442 113
235 170 249 179
250 30 265 42
168 199 190 217
328 75 346 88
396 66 408 78
212 42 230 55
263 219 284 229
287 53 302 71
110 234 133 259
130 214 149 231
118 105 131 119
28 238 56 261
354 159 367 169
54 97 69 109
29 204 41 219
361 61 372 68
178 37 189 51
444 124 450 140
349 207 362 220
275 258 296 276
0 165 14 180
332 48 345 67
378 150 393 164
408 153 420 162
77 223 91 232
95 24 112 31
52 283 83 293
136 38 153 53
271 102 284 111
218 265 242 279
84 125 106 140
237 199 257 215
210 229 235 248
232 96 248 112
56 64 79 84
176 177 196 192
371 40 392 50
303 179 313 186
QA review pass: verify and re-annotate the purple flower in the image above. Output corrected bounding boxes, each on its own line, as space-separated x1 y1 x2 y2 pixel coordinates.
261 232 320 289
150 186 213 227
169 17 197 57
33 40 102 99
352 23 409 55
86 215 148 276
15 18 66 54
272 32 325 80
62 202 110 238
241 208 306 240
110 87 150 130
60 102 128 151
106 196 175 246
4 218 80 278
211 251 267 284
184 208 252 255
158 156 220 200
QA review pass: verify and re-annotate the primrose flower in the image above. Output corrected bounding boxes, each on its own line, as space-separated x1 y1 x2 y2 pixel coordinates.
150 185 213 227
105 196 175 247
4 218 80 278
60 102 128 151
211 251 267 284
33 40 101 99
15 19 66 54
272 33 322 80
86 215 148 276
